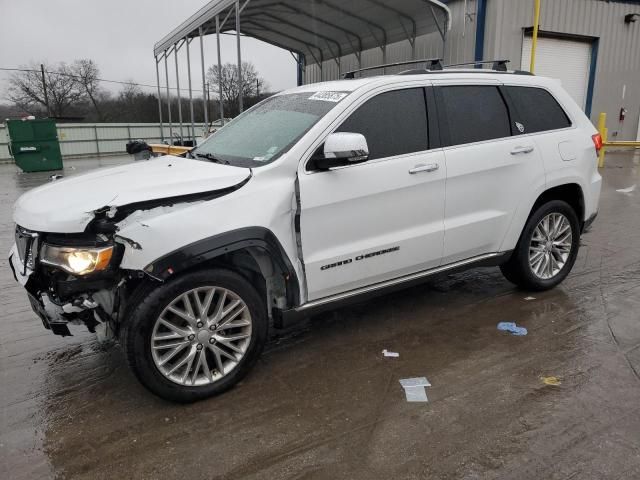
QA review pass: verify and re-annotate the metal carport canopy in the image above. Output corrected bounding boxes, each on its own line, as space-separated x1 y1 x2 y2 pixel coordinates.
154 0 451 66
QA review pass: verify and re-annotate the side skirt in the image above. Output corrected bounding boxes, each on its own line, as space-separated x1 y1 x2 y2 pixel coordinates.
273 251 512 328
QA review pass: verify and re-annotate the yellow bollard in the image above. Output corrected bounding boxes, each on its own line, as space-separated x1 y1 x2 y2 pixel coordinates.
600 127 608 168
597 112 607 168
530 0 541 73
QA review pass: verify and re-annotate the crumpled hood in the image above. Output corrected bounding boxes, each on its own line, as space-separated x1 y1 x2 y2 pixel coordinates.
13 156 251 233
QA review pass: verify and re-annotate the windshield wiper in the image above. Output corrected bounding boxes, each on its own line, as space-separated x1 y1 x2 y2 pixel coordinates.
194 152 229 165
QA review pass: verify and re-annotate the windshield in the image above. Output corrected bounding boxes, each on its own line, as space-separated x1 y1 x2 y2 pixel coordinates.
191 91 349 167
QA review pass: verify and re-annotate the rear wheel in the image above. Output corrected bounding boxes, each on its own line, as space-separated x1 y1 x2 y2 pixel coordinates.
500 200 580 291
123 268 267 403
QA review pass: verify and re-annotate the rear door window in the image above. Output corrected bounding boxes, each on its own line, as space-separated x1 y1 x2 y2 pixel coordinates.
437 85 511 146
336 88 428 160
504 86 572 134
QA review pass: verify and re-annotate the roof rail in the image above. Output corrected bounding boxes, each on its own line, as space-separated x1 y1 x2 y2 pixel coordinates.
343 58 443 79
343 59 533 79
445 59 510 71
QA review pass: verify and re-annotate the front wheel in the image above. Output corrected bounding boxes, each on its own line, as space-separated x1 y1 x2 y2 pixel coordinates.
500 200 580 291
122 268 267 403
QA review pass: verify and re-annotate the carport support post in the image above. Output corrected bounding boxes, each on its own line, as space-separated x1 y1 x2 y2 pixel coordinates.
381 46 387 74
296 53 305 86
199 26 209 135
186 39 196 144
429 5 447 62
236 0 243 113
442 29 447 62
174 42 184 141
155 55 164 142
216 15 225 125
164 52 173 142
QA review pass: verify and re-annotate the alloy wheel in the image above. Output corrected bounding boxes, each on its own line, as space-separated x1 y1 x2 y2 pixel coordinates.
528 212 573 280
150 286 252 386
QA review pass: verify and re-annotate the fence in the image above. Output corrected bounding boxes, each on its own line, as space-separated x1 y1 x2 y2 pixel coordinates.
0 123 208 161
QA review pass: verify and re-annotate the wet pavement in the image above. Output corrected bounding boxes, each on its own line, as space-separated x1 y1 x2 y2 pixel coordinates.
1 152 640 479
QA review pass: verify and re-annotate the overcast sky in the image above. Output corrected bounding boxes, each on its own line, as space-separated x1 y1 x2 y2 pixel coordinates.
0 0 298 104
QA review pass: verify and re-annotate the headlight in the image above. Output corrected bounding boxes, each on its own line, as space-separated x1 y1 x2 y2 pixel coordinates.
40 244 114 275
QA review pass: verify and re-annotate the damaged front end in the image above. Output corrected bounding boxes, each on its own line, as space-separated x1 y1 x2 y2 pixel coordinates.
9 227 128 338
9 176 251 339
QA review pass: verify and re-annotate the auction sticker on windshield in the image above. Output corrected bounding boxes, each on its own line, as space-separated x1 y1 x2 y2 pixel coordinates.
308 91 348 102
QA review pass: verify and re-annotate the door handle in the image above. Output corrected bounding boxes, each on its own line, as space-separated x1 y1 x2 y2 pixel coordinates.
510 145 534 155
409 163 439 174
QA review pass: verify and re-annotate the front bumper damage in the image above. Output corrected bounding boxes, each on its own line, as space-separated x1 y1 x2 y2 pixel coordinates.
9 242 121 338
9 173 252 338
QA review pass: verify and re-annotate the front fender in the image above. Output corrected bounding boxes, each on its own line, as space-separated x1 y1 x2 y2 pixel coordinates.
114 171 303 304
143 226 300 306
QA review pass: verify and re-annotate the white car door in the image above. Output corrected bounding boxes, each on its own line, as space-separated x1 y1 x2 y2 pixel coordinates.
298 86 447 301
433 81 545 264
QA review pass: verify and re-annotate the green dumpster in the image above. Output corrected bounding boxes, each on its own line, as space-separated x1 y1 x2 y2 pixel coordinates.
6 118 63 172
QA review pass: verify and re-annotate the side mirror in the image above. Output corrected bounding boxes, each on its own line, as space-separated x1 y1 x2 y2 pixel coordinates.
310 132 369 170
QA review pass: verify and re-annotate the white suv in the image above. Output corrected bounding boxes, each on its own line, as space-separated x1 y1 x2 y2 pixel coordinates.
9 67 602 402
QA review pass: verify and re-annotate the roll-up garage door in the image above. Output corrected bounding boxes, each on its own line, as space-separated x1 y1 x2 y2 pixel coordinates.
521 35 592 110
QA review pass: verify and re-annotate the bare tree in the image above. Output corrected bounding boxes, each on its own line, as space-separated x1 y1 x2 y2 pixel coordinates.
5 59 213 123
118 81 142 103
70 59 104 120
206 61 267 116
6 62 86 118
115 82 145 121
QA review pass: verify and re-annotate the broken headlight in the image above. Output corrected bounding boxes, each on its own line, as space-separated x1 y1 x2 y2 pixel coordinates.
40 244 114 275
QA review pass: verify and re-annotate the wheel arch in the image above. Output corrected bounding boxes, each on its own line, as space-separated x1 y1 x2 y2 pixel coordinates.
500 182 586 254
530 183 585 226
142 227 301 309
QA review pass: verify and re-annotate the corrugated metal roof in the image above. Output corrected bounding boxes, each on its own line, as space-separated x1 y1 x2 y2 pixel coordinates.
154 0 451 64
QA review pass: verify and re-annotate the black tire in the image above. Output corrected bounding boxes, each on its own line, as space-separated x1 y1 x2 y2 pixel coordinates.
500 200 580 291
122 268 267 403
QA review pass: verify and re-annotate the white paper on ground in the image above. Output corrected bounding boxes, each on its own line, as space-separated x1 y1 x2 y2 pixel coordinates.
382 349 399 358
400 377 431 388
524 296 536 301
616 185 636 193
403 385 429 402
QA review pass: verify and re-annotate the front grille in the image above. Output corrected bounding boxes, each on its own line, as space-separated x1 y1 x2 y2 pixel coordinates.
15 226 39 271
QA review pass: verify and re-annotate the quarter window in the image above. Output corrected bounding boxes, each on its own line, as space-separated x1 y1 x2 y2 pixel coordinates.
438 85 511 146
504 86 571 133
336 88 428 160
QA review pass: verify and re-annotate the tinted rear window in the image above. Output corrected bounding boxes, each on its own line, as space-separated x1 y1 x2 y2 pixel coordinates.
336 88 428 160
504 86 571 134
438 85 511 146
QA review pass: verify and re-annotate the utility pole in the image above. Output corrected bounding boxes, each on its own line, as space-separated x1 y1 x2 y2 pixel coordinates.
256 79 259 98
40 64 51 117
